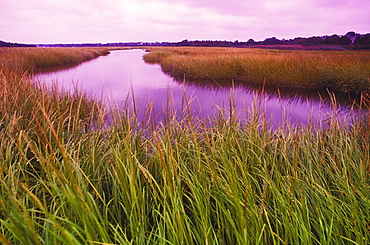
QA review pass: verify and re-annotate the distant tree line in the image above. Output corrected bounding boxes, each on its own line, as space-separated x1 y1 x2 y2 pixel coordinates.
0 40 169 48
37 42 170 48
0 40 36 47
169 32 370 49
2 31 369 49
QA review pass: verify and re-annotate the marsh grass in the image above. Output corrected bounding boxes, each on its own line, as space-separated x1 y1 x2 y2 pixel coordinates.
0 47 114 75
144 47 370 95
0 48 369 244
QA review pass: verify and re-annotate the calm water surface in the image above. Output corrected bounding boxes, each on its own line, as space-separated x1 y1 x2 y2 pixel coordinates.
34 49 358 127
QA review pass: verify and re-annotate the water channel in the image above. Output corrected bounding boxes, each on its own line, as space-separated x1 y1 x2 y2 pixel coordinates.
34 49 360 128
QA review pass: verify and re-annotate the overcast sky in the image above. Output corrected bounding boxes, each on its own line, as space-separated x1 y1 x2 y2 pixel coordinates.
1 0 369 44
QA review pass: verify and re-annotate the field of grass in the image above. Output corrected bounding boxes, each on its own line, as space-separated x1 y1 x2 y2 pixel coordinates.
144 47 370 96
0 47 369 244
0 47 116 76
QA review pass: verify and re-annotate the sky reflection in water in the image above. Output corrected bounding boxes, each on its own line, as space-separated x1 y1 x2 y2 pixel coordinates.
34 49 359 128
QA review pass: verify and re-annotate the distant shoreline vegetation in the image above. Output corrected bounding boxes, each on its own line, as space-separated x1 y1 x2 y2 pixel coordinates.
1 31 369 49
0 40 36 48
169 31 370 50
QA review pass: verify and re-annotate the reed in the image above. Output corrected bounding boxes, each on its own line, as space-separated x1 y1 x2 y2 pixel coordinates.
0 47 114 75
0 48 369 244
144 47 370 95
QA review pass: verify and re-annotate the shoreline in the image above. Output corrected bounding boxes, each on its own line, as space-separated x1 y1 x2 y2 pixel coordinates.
144 47 370 97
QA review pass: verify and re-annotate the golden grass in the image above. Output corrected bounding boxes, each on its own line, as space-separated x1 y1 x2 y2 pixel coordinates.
144 47 370 95
0 47 115 75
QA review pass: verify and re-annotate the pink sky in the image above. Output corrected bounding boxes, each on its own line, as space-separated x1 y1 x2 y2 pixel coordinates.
1 0 369 44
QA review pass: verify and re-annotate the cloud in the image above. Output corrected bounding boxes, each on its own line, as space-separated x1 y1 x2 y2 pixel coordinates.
178 0 263 16
1 0 369 43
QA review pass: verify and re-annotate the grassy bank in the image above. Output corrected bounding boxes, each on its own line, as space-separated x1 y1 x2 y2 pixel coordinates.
144 47 370 95
0 48 369 244
0 47 116 75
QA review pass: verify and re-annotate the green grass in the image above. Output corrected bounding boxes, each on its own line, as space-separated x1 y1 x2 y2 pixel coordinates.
0 48 369 244
144 47 370 95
